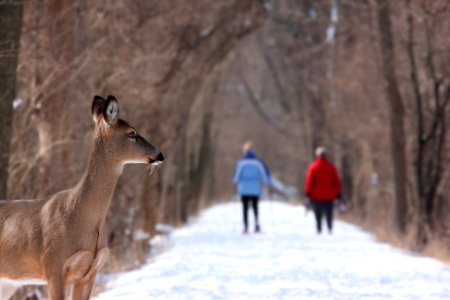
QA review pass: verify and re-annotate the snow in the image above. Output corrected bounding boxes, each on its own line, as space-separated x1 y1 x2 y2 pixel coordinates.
331 0 339 23
326 0 339 44
326 26 336 44
12 97 24 110
96 201 450 300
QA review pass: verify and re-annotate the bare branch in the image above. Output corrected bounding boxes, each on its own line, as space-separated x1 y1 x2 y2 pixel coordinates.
263 50 291 112
238 72 291 138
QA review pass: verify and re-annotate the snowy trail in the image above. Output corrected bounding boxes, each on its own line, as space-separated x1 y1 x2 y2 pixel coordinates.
96 201 450 300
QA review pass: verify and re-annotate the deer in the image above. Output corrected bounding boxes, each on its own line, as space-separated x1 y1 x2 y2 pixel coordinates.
0 95 164 299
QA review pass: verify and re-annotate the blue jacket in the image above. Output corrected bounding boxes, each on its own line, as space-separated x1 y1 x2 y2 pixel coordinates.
233 150 271 197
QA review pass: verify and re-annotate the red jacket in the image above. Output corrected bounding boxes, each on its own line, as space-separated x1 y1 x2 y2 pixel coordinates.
304 157 341 201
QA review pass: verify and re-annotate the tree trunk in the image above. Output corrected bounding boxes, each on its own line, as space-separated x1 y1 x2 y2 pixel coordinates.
0 1 23 199
376 0 408 233
405 0 450 244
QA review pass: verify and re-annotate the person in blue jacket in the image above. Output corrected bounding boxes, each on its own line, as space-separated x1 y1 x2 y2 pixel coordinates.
233 141 271 233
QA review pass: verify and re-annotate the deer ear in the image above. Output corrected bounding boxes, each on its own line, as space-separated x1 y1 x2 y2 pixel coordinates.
92 95 106 124
103 96 119 127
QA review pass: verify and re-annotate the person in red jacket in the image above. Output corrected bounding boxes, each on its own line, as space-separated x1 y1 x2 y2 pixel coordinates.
304 147 343 234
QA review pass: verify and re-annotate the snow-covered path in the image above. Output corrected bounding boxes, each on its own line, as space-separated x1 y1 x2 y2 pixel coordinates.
96 201 450 300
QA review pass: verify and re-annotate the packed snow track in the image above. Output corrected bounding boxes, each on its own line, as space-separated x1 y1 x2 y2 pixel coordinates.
96 201 450 300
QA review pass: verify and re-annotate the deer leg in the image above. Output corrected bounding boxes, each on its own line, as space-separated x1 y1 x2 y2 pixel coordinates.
71 248 109 300
90 248 109 274
63 250 94 285
47 275 65 300
72 275 94 300
71 267 97 300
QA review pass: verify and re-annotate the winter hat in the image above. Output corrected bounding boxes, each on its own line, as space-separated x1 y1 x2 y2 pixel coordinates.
315 146 327 158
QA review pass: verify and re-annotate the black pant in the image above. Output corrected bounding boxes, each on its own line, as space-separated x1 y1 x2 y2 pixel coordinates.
311 200 334 233
241 195 259 230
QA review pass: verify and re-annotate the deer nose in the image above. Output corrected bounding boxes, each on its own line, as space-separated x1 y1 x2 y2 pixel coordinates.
156 152 164 162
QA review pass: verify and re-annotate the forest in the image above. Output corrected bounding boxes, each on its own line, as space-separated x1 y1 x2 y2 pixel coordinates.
0 0 449 298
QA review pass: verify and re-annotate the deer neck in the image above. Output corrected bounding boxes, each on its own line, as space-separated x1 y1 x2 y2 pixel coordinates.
74 138 122 222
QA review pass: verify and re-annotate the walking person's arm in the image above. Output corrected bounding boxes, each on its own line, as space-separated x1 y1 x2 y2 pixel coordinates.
332 165 347 212
304 165 314 210
233 161 242 184
258 161 271 193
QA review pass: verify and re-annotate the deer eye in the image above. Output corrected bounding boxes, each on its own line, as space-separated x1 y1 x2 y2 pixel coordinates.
128 131 137 139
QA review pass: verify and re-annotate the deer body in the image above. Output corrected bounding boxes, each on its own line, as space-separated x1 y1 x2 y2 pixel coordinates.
0 96 163 299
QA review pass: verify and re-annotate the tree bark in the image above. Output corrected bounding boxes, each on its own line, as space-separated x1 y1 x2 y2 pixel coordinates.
406 1 450 242
376 0 408 233
0 1 23 198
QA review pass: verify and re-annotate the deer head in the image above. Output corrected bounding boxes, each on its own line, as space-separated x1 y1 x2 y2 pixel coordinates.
91 95 164 172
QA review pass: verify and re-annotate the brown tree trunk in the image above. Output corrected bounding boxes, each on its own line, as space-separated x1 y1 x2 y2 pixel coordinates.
405 0 450 245
0 1 23 199
376 0 408 233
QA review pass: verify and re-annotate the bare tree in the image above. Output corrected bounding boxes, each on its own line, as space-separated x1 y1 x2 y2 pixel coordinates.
0 0 23 199
376 0 409 233
406 0 450 245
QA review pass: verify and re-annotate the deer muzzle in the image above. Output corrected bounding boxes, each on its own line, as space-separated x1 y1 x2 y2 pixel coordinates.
136 135 163 165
